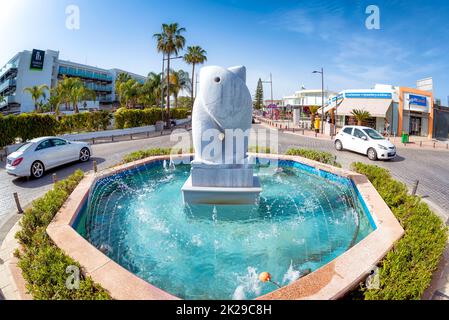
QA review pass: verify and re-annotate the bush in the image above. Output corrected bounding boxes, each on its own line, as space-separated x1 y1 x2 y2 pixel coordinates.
15 170 110 300
114 107 190 129
285 148 342 167
350 162 448 300
122 147 193 163
248 146 271 154
0 112 113 148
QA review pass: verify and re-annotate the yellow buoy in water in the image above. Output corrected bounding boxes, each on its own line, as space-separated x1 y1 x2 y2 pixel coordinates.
259 272 272 283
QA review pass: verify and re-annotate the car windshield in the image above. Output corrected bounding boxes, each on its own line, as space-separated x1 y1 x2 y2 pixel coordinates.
16 143 33 152
363 128 384 140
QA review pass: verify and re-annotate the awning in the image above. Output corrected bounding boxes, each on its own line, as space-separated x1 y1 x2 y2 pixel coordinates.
334 98 393 117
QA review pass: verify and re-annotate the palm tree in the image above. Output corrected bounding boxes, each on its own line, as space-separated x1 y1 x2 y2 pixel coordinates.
48 87 63 114
23 84 49 113
154 23 186 127
118 79 142 109
351 109 372 126
184 46 207 106
168 69 191 108
115 73 132 105
308 105 320 129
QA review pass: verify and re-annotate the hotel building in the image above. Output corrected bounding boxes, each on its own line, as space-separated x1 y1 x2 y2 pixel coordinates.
0 49 146 115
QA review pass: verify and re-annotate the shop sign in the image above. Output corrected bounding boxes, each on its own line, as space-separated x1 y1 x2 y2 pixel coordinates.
409 94 427 107
345 92 393 99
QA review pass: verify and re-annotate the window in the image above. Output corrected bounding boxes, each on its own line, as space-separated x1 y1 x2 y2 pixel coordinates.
353 129 367 140
16 142 33 152
363 128 384 140
343 127 353 135
51 139 67 146
35 140 53 151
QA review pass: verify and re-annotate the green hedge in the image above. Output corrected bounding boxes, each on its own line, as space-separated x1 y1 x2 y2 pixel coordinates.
0 111 112 148
351 163 447 300
14 170 110 300
285 148 342 168
114 107 191 129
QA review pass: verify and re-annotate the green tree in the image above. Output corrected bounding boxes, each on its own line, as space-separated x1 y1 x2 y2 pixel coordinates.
154 23 186 127
253 78 264 110
308 106 320 129
0 95 5 105
23 84 49 113
115 73 132 105
184 46 207 106
118 79 142 109
168 69 191 109
177 96 194 109
351 109 372 126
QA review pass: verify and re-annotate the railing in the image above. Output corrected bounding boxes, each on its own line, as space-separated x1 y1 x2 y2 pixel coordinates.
0 64 18 80
59 66 113 82
84 83 113 92
0 79 16 94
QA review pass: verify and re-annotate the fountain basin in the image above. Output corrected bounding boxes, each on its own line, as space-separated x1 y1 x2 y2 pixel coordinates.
46 154 404 300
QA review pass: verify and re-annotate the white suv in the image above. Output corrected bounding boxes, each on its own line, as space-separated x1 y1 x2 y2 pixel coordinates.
335 126 396 161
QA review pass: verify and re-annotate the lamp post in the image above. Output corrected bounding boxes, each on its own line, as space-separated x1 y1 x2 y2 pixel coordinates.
262 73 274 104
313 68 325 134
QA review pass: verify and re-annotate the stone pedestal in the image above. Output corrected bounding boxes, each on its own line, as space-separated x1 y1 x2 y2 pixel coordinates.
182 162 262 205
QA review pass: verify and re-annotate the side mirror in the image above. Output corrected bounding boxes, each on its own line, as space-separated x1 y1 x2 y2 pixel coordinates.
361 136 368 141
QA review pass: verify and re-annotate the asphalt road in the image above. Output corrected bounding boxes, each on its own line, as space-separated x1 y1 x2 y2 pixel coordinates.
1 125 448 235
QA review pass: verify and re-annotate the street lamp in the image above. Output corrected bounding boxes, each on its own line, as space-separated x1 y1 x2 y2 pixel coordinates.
262 73 274 104
312 68 325 134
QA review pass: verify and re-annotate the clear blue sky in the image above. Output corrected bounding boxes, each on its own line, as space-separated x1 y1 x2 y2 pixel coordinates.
1 0 449 102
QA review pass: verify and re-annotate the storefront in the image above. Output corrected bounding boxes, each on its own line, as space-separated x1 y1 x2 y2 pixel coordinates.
327 89 397 135
398 87 434 138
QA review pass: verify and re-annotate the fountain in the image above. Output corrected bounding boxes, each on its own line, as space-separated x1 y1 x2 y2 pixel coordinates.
182 66 262 205
48 65 404 301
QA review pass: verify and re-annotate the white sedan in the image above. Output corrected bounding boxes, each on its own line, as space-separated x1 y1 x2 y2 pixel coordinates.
335 126 396 161
6 137 92 178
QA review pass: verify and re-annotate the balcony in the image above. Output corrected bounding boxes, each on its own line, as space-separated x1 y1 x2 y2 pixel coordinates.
0 95 17 108
84 83 113 92
0 79 17 94
59 66 113 82
0 64 18 82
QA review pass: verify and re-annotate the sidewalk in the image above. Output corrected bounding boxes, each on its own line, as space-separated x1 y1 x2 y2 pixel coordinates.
256 117 449 152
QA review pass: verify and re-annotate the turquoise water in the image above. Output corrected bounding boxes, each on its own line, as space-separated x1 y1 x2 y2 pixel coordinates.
75 160 375 300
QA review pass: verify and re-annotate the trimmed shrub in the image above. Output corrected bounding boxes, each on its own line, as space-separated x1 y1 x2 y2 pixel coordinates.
122 147 193 163
285 148 342 168
15 170 110 300
350 162 448 300
114 107 190 129
0 112 113 148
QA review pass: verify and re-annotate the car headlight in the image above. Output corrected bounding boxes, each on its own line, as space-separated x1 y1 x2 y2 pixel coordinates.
378 145 388 150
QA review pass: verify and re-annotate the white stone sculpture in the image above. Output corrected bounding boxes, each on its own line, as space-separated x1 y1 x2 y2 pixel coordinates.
182 66 261 205
192 66 253 165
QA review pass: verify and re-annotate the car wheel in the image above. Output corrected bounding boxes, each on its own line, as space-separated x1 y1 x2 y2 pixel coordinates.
31 161 45 179
79 148 91 162
367 148 378 161
335 140 343 151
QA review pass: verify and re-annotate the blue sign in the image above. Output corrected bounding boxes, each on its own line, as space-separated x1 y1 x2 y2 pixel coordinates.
345 92 393 99
409 94 427 106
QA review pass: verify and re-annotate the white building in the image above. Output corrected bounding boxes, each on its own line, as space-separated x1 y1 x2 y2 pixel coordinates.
282 88 337 108
0 49 146 114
